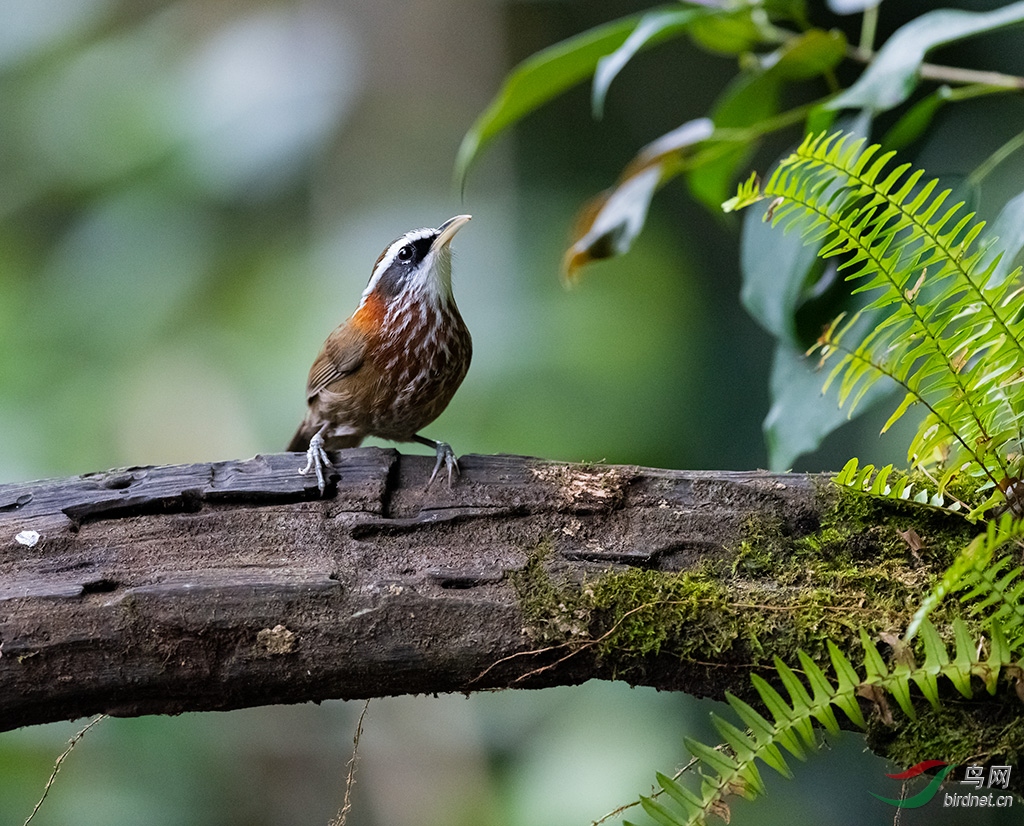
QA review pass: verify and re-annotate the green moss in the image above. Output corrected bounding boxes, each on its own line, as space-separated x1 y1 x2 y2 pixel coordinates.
510 479 1021 772
868 703 1024 785
512 484 981 672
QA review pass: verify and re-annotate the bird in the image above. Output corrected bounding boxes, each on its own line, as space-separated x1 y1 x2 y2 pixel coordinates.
287 214 473 493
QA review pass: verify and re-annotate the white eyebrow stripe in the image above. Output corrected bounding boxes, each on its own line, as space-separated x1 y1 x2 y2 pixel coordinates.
360 227 436 302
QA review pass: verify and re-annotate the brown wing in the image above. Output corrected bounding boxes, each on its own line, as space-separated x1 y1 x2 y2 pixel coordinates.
305 323 367 401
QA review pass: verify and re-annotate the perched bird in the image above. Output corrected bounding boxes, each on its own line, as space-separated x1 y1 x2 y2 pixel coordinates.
288 215 473 493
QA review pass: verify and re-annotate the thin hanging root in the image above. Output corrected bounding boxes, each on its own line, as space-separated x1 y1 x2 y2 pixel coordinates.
329 699 371 826
24 714 108 826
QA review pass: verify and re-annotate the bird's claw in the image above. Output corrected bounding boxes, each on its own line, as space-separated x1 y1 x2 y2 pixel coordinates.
299 430 333 494
426 441 459 490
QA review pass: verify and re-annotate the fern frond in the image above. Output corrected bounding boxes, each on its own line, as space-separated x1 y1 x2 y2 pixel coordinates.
957 534 1024 651
633 618 1014 826
834 457 961 513
907 511 1024 640
745 130 1024 499
721 171 762 212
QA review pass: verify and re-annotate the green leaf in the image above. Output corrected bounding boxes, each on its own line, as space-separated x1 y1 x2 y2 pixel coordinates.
592 7 706 119
827 640 868 728
656 771 703 813
740 202 822 344
827 2 1024 113
640 794 686 826
774 657 817 747
985 623 1011 694
887 661 917 720
796 650 841 734
724 691 776 745
948 618 976 699
685 736 740 777
762 343 894 470
773 29 847 81
711 714 757 760
750 674 807 759
455 12 647 184
914 619 946 709
860 627 889 682
721 170 762 213
881 391 916 434
688 11 762 55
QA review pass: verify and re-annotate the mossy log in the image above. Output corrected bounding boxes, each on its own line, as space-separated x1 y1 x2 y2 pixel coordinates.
0 449 996 748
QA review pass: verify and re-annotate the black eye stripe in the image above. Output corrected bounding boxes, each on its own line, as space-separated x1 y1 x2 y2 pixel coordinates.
411 236 433 262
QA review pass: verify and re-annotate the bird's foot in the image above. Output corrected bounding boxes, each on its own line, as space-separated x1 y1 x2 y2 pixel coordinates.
299 429 333 495
426 440 459 490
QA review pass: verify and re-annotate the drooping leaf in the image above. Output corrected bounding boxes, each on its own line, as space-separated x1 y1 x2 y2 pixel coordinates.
762 342 895 470
827 640 868 728
562 118 715 279
827 2 1024 113
656 771 704 813
740 202 822 344
640 794 686 826
750 675 808 760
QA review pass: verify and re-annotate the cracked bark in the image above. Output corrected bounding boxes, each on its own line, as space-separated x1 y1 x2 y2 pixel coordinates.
0 449 825 732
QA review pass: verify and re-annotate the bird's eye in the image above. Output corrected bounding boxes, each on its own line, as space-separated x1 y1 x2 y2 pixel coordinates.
396 245 413 262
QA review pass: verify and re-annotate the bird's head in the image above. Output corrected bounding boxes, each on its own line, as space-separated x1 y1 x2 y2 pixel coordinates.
359 214 471 310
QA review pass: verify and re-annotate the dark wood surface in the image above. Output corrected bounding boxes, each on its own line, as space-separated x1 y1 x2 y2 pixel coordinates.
0 450 820 731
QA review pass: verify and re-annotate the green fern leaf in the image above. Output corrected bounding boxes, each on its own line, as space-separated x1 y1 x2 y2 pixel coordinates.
740 130 1024 502
795 650 842 734
886 660 918 721
914 619 947 709
826 640 868 728
772 658 818 747
985 623 1011 695
859 627 890 684
948 618 977 699
711 715 759 764
749 674 808 759
685 737 741 779
722 170 762 212
724 693 794 778
640 794 688 826
655 771 704 814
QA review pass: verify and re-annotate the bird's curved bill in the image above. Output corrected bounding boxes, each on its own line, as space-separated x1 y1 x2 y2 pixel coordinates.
433 214 472 250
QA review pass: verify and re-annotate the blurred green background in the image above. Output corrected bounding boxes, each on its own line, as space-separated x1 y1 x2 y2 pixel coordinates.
1 1 1020 824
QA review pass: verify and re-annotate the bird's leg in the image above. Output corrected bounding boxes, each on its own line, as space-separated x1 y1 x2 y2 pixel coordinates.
413 434 459 489
299 422 333 494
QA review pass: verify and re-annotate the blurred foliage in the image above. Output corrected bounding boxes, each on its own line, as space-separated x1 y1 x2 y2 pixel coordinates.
460 0 1024 471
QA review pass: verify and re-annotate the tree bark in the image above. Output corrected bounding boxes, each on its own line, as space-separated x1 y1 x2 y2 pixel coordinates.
0 450 905 731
